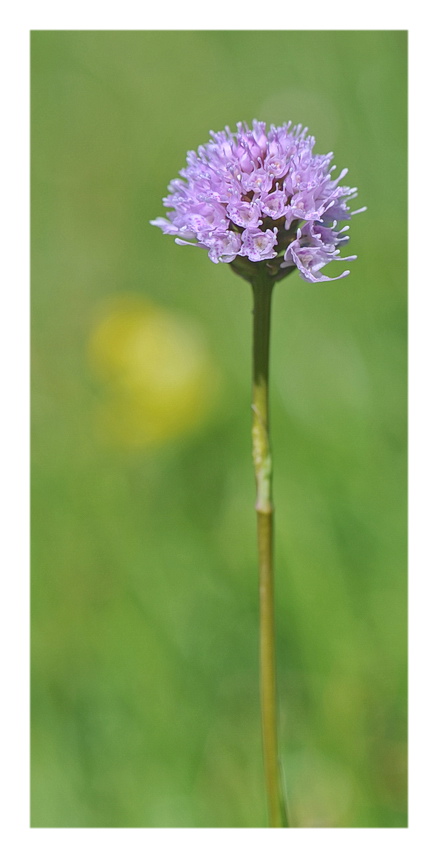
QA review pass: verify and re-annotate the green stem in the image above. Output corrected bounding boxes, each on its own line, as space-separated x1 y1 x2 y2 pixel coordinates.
251 273 288 828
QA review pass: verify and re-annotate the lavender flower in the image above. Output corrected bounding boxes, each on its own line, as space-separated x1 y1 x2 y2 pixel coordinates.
150 121 365 827
151 121 364 284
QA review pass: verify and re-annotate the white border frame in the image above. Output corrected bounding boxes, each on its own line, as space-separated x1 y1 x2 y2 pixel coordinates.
2 6 435 856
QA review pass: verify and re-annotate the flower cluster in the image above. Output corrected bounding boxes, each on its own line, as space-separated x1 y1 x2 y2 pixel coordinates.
151 121 364 284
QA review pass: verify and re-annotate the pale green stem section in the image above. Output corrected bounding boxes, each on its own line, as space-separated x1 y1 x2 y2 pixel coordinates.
251 273 288 828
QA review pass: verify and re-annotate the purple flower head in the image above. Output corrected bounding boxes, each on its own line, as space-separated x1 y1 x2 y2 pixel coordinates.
151 121 364 283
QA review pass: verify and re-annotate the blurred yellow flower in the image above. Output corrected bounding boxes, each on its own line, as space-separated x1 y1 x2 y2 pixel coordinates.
88 295 220 448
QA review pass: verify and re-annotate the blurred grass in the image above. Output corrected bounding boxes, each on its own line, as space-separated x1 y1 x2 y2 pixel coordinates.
31 30 407 827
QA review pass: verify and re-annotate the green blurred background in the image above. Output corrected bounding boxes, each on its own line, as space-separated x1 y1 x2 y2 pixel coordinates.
31 31 407 828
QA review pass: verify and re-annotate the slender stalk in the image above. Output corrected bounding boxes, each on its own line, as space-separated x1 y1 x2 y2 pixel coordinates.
251 273 288 827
